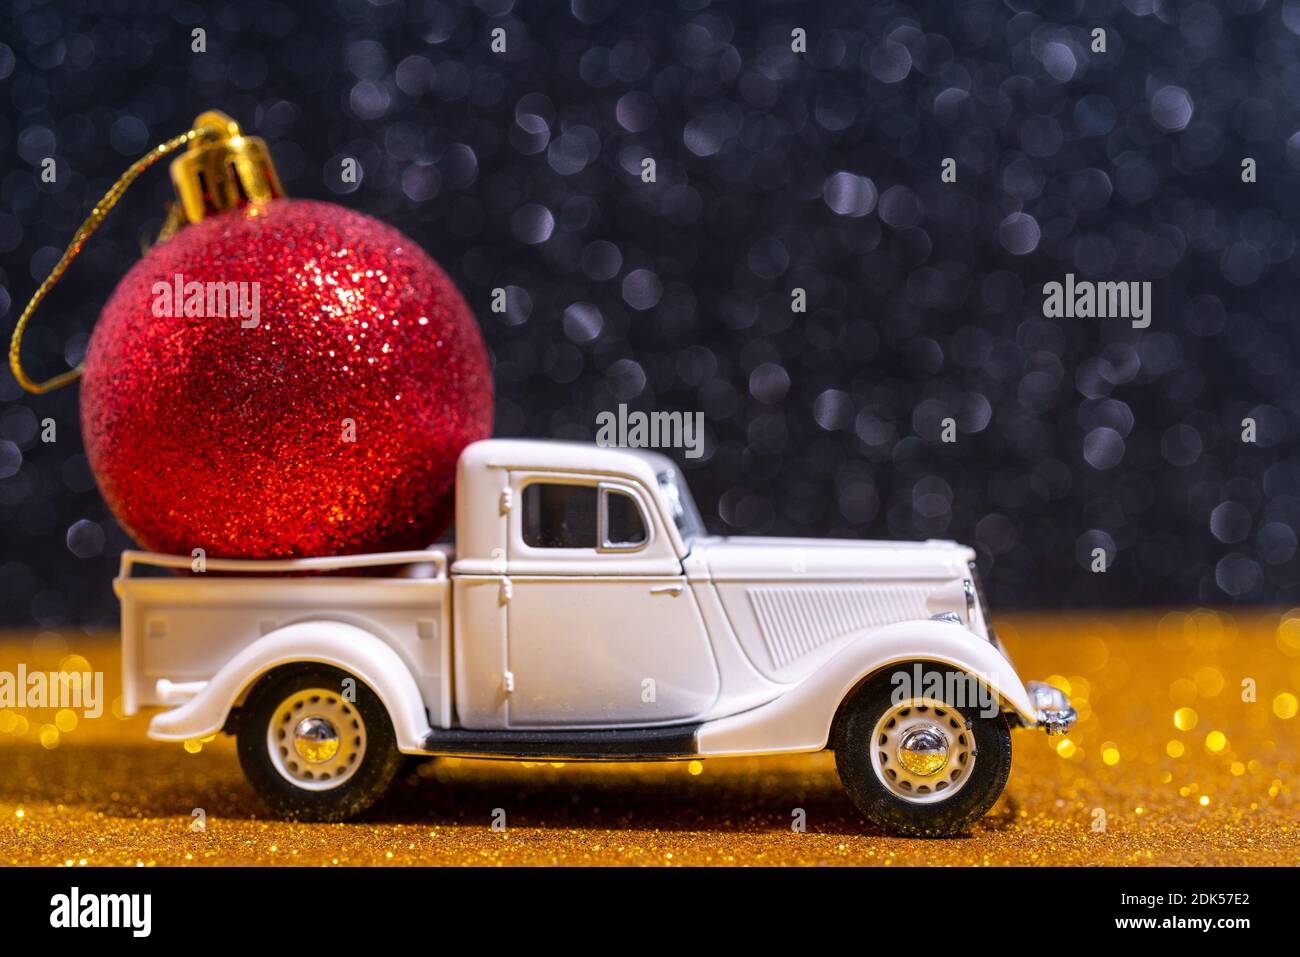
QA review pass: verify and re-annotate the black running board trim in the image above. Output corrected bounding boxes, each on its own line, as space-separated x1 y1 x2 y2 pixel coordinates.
419 724 701 760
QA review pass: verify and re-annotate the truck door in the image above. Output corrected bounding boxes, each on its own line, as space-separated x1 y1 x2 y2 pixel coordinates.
502 472 720 727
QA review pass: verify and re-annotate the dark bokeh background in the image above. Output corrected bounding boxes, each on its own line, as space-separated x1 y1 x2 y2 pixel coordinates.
2 0 1299 629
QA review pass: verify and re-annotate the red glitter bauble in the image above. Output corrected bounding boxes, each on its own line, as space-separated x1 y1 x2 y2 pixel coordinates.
80 199 493 558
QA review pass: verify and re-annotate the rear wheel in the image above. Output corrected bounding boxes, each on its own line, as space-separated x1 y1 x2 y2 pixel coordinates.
832 664 1012 837
236 665 403 822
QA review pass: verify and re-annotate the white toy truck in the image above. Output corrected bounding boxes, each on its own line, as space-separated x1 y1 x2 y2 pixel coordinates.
115 439 1075 837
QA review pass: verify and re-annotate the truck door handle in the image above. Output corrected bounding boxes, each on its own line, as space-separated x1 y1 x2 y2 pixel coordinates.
650 584 684 596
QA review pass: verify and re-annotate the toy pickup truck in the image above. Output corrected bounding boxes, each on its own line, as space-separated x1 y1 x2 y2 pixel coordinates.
115 438 1075 837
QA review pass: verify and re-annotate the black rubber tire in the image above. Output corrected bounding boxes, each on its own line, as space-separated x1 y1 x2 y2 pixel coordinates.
832 664 1012 838
236 665 403 822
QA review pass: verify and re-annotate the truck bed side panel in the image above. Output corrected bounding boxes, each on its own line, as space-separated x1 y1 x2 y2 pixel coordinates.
119 577 451 729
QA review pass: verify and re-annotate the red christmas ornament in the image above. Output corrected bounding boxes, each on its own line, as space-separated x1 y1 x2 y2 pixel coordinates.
69 116 492 558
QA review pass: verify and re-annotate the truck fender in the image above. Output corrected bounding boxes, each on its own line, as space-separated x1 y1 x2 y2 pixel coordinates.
146 620 433 752
694 619 1036 758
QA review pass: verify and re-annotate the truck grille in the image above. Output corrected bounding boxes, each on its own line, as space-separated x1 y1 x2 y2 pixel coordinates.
968 560 998 644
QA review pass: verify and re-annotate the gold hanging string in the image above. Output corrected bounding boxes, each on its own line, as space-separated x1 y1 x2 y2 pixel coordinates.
8 126 212 395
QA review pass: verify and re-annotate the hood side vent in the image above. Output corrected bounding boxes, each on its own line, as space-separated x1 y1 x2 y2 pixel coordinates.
747 584 931 670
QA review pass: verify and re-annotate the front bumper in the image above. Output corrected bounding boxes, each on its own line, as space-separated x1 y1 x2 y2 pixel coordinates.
1024 680 1077 735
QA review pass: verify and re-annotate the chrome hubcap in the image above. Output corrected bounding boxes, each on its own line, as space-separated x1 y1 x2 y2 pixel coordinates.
869 699 975 804
897 726 949 777
293 716 340 764
267 688 366 791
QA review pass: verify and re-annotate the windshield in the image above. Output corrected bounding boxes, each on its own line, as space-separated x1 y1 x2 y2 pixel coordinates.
657 468 706 542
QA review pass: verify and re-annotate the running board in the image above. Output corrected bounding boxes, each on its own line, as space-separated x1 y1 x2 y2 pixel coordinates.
419 724 701 760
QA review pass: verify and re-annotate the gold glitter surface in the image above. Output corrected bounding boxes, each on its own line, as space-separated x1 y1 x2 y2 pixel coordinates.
0 610 1296 866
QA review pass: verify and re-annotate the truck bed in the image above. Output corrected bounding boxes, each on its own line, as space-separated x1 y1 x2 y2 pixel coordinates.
114 548 454 729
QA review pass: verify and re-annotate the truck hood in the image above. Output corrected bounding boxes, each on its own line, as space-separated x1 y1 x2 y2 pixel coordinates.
689 536 976 583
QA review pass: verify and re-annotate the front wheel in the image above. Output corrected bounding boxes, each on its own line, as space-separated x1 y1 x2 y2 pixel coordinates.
236 665 403 822
832 664 1012 837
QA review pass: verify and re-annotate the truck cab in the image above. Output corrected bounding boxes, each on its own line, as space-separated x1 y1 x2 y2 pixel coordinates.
449 439 720 730
115 438 1076 836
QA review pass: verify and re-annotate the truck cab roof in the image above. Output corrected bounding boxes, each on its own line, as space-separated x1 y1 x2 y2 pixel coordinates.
458 438 677 485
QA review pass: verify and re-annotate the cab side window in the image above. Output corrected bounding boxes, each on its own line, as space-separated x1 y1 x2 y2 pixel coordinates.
522 483 597 548
602 488 647 547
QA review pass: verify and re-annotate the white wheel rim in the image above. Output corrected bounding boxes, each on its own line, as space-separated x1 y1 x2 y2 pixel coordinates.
267 688 367 791
869 698 975 804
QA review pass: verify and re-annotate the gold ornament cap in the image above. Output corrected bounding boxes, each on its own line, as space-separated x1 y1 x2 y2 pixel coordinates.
168 110 285 225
